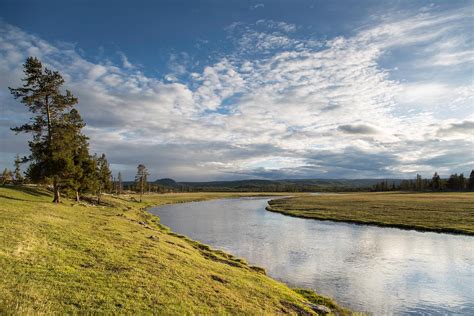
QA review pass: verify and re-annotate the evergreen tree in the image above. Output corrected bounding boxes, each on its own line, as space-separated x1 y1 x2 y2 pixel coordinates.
13 154 24 184
9 57 80 203
75 154 98 202
458 173 466 191
135 164 149 202
415 174 422 191
467 170 474 191
54 108 96 202
117 172 123 195
431 172 441 191
96 154 112 204
1 168 14 185
446 173 459 191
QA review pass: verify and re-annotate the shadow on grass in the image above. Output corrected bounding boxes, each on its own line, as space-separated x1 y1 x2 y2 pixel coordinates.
80 195 116 207
0 185 52 202
10 185 51 197
0 194 34 202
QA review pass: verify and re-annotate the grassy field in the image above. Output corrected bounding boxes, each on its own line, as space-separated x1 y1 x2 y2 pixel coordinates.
267 192 474 235
0 186 349 314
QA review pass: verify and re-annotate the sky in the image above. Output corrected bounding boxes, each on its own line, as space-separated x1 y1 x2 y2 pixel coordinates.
0 0 473 181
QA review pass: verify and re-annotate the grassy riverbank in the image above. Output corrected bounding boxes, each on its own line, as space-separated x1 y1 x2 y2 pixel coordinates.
267 192 474 235
0 186 349 314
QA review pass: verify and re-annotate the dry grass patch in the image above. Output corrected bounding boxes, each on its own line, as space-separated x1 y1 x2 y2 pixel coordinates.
267 192 474 235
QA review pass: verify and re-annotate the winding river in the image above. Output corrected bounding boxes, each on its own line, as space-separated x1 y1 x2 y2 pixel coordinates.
149 197 474 315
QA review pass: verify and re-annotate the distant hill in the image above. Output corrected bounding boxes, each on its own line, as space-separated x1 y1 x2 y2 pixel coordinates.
154 178 178 187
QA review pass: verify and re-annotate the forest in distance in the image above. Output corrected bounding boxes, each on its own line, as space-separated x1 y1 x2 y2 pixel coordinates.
118 172 474 193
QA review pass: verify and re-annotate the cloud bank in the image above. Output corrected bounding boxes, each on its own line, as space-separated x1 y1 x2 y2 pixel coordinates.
0 7 473 180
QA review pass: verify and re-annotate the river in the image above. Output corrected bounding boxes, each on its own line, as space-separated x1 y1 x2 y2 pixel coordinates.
149 197 474 315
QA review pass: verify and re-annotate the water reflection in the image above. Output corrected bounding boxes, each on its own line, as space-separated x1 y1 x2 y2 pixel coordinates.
150 197 474 314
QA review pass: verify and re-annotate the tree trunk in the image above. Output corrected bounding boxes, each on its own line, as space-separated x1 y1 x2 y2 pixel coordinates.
45 95 52 145
76 191 80 202
97 190 101 205
53 183 61 203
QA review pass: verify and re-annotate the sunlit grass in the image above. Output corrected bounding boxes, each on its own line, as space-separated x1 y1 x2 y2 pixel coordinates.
267 192 474 235
0 186 348 314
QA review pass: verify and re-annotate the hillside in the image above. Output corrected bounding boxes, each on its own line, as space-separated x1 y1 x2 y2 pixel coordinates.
0 186 348 314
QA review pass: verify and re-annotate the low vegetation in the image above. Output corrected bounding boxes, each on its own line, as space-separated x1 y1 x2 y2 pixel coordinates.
0 186 349 314
267 192 474 235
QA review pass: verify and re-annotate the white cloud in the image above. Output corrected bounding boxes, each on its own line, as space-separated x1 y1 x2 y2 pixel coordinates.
397 83 451 106
193 59 245 111
436 121 474 138
1 6 473 180
256 20 296 33
118 51 134 69
250 4 264 10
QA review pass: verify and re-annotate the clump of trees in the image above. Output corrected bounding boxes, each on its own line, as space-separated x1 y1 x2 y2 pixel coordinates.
7 57 117 203
6 57 158 201
372 170 474 192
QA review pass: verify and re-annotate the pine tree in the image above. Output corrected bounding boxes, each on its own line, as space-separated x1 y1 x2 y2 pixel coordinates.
53 108 96 202
117 172 123 195
13 154 24 184
415 174 422 191
458 173 466 191
96 154 112 204
446 173 458 191
9 57 80 203
468 170 474 191
431 172 441 191
135 164 149 202
76 154 98 202
1 168 14 185
71 146 98 202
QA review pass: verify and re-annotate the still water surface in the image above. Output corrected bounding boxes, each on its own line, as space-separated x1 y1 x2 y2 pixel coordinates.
149 197 474 315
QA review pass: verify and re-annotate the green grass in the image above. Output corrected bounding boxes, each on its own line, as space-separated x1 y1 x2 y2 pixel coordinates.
267 192 474 235
0 186 348 314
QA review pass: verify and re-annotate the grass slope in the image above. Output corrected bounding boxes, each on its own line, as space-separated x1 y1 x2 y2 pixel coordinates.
0 186 348 314
267 192 474 235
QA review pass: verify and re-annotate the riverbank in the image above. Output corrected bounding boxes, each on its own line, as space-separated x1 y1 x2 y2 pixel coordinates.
267 192 474 235
0 186 349 314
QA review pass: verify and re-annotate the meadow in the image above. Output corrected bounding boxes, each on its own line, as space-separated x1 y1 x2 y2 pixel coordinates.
267 192 474 235
0 186 348 314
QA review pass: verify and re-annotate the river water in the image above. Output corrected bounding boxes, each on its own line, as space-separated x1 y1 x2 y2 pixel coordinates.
149 197 474 315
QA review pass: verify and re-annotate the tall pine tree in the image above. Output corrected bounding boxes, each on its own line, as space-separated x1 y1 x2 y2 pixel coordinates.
431 172 441 191
135 164 149 202
96 154 112 204
62 109 98 202
468 170 474 191
13 154 24 184
117 172 123 195
9 57 83 203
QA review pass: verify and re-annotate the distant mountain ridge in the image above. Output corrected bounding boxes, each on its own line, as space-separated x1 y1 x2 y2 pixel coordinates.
154 178 404 191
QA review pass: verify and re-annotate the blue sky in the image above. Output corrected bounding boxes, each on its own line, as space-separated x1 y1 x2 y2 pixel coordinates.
0 1 399 73
1 0 473 180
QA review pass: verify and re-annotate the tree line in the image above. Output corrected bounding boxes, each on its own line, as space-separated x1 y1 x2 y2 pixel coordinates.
372 171 474 192
1 57 152 203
